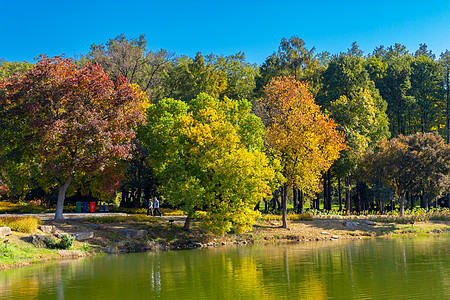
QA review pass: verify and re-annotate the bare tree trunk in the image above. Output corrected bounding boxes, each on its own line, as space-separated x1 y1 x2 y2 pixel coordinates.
345 176 351 214
327 170 332 211
54 176 73 221
293 187 298 213
298 189 303 213
281 184 288 228
183 216 191 230
133 186 142 208
338 177 342 211
315 193 320 210
408 192 414 210
399 194 405 217
272 190 278 212
323 174 328 211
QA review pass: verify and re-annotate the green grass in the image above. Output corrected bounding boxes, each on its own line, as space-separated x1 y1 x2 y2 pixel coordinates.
0 238 57 266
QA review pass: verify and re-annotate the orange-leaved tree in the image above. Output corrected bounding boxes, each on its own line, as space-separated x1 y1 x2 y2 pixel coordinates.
0 56 146 220
258 76 345 228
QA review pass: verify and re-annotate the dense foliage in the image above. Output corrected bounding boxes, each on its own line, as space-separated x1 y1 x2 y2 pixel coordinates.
1 34 450 233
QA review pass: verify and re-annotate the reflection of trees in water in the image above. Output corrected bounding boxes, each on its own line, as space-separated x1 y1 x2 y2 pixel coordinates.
1 237 449 299
0 258 87 299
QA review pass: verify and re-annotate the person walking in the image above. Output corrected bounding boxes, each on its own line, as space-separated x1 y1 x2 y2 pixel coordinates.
153 197 162 216
147 198 153 216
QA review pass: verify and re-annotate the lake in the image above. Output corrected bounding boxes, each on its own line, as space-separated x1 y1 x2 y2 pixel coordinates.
1 235 449 299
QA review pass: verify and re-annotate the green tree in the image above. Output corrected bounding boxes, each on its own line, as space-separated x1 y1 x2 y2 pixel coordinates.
164 53 226 102
140 94 275 234
439 50 450 142
410 55 444 133
256 36 322 97
206 52 258 100
0 60 33 78
85 34 173 102
414 43 436 59
319 52 390 211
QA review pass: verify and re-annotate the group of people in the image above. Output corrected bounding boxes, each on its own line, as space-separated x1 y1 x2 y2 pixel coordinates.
147 197 162 216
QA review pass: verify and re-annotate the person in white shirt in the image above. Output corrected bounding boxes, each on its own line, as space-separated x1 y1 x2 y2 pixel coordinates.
147 198 153 216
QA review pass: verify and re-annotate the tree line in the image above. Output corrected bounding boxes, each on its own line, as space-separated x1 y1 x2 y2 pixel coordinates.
1 35 449 232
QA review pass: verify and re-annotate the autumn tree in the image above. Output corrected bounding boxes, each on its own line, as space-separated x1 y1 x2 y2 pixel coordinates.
360 132 450 215
258 76 345 228
140 94 275 234
0 56 146 220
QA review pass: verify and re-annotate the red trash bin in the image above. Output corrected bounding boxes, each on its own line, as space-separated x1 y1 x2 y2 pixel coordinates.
89 202 96 213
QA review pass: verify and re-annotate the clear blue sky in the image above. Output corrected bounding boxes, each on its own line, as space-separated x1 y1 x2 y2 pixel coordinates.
1 0 449 65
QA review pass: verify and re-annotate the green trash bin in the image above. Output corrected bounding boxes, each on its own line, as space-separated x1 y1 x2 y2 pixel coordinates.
76 202 82 213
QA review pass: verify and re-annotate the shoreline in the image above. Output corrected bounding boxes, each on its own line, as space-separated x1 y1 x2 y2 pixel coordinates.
1 215 449 271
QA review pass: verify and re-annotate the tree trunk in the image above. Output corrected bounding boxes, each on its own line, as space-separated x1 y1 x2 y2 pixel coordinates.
345 176 351 214
327 170 332 211
408 192 414 210
281 183 288 228
54 176 72 221
133 187 142 208
315 193 320 210
272 190 278 212
293 187 298 213
338 177 342 211
399 194 405 217
323 174 328 212
298 189 303 213
276 194 282 211
183 216 191 230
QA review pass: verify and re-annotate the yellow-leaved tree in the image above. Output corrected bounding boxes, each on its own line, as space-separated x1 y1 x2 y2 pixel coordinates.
258 76 346 228
140 93 276 235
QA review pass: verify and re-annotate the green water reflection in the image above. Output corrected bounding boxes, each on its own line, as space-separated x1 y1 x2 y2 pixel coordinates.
1 236 449 299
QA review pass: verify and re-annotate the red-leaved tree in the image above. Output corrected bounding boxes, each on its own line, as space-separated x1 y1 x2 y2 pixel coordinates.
0 56 146 220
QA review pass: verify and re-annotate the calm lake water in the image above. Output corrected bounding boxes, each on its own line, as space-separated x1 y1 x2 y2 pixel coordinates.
1 236 449 299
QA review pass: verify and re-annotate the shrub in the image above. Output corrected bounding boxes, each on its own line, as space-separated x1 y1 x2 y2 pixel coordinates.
44 234 74 250
58 234 75 249
0 216 40 232
288 213 314 221
161 208 185 216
